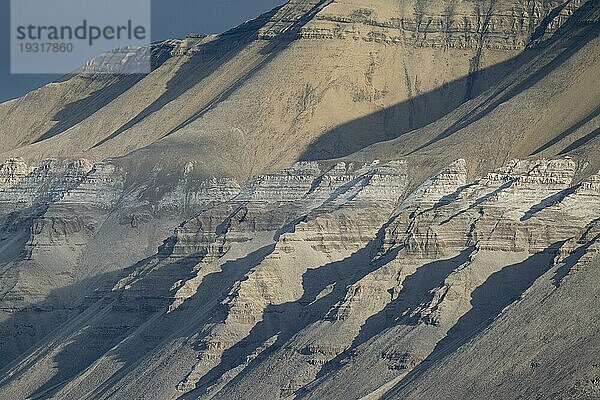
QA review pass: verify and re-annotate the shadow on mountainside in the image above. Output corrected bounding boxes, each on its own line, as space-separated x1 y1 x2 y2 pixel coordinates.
315 247 475 379
184 217 400 398
88 14 275 150
33 75 145 144
77 243 277 400
32 43 175 145
2 245 208 399
300 2 599 162
0 268 123 384
0 232 278 400
0 211 33 266
521 185 580 221
90 0 334 149
0 157 370 398
155 0 336 140
559 126 600 155
0 169 118 372
0 251 180 400
298 55 522 161
530 105 600 156
404 3 600 156
552 234 599 288
383 242 564 398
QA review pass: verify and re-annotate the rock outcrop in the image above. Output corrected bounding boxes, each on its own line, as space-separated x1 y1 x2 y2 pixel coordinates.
0 1 598 399
1 0 594 181
0 156 598 399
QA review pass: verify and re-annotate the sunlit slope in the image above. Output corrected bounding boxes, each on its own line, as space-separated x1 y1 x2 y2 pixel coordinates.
349 0 600 185
1 0 585 181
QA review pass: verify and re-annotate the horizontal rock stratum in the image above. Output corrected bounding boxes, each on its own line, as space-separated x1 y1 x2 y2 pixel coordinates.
0 0 599 399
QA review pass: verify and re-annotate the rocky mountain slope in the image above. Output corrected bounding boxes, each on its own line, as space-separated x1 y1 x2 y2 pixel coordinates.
1 0 592 179
0 0 598 399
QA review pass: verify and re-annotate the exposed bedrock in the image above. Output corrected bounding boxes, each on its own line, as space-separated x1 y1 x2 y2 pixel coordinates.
0 156 597 399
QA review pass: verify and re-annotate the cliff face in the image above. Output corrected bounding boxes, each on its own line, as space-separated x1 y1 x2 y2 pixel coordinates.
0 1 599 399
0 156 244 366
0 0 590 180
263 0 585 47
0 156 598 399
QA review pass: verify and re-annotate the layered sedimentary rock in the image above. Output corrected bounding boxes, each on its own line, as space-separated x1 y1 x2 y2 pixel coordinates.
350 0 600 181
0 0 593 181
0 156 598 399
0 1 598 399
0 157 239 368
263 0 585 47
